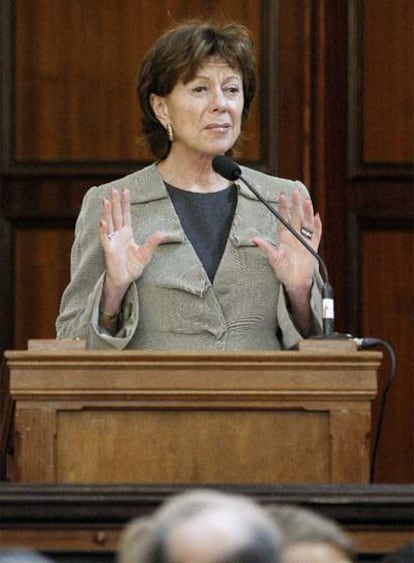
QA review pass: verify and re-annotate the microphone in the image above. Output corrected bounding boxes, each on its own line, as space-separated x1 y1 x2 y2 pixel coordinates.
212 154 335 337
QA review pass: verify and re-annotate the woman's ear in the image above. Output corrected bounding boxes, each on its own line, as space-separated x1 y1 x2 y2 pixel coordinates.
150 94 169 126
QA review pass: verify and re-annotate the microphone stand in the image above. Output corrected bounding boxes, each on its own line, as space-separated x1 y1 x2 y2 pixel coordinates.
236 175 335 337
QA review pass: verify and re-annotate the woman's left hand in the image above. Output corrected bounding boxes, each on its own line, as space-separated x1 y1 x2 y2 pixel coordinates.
252 187 322 291
252 187 322 335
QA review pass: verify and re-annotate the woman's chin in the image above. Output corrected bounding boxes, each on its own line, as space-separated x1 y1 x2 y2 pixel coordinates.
206 140 236 156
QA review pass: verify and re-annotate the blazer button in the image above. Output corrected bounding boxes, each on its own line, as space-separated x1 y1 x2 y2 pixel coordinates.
216 286 230 295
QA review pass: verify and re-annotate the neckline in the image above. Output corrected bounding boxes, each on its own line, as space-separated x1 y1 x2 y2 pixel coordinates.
165 182 235 196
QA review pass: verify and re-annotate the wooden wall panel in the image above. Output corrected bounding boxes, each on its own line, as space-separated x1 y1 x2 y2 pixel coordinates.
362 1 414 164
277 1 312 183
12 0 263 168
361 230 414 483
14 0 148 162
344 0 414 482
14 228 73 349
311 0 413 483
348 0 414 178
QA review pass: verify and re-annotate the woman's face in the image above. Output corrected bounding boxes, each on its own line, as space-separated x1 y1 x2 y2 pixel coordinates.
151 58 244 159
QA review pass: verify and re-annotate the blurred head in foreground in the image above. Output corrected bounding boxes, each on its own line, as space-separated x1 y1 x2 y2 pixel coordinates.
265 504 355 563
118 489 281 563
0 550 54 563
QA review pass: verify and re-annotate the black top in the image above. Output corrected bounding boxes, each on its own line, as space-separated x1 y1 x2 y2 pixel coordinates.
166 183 237 282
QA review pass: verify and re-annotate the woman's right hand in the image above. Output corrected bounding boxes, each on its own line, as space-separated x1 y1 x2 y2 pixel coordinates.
99 187 166 313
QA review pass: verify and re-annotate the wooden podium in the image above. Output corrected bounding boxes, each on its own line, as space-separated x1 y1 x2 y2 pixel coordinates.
4 343 381 484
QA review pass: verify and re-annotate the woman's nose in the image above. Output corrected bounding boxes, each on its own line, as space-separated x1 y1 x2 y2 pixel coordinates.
210 88 227 111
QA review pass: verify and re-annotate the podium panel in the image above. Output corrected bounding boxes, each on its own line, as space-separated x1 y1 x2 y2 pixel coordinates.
57 410 330 483
5 346 381 484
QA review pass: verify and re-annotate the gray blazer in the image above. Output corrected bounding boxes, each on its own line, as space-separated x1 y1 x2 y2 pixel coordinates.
56 163 323 350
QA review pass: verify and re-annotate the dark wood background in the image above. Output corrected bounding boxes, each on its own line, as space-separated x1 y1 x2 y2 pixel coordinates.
0 0 413 483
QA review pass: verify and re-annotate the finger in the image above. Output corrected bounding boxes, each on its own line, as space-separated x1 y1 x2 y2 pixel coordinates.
102 197 114 234
138 231 168 264
303 213 322 253
144 231 168 253
302 196 315 229
290 188 303 230
122 188 132 228
313 212 322 241
99 219 110 248
111 188 123 231
252 236 277 264
277 192 291 234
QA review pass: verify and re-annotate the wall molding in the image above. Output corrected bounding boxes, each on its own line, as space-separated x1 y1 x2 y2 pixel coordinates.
347 0 414 180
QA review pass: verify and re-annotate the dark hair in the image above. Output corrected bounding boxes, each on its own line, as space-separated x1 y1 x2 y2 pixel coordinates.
137 20 257 159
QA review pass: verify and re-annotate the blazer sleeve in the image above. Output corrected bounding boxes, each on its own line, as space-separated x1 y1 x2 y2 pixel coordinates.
55 186 139 349
277 270 324 349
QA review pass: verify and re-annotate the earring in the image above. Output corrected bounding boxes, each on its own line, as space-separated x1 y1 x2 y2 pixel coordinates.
166 123 174 143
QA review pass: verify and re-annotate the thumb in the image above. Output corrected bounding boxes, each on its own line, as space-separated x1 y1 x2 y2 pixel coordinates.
138 231 168 264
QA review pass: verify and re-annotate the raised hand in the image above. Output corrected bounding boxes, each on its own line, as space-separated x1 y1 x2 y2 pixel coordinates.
253 188 322 290
99 187 166 314
252 187 322 334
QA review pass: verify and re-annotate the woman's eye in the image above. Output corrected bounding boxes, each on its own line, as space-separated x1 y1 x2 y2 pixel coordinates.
224 86 240 98
193 85 207 93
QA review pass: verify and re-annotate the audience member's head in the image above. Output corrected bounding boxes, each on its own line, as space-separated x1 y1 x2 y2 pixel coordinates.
265 504 355 563
0 550 54 563
381 541 414 562
118 489 281 563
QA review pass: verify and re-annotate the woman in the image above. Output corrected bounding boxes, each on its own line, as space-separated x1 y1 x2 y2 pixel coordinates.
56 20 323 350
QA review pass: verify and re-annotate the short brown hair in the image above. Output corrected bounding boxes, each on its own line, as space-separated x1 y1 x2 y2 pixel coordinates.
137 20 257 159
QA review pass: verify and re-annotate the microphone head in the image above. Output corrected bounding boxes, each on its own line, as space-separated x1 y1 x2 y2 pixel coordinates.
212 155 242 181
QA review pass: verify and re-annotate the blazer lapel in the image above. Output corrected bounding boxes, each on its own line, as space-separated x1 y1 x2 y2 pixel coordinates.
230 182 279 247
129 163 210 297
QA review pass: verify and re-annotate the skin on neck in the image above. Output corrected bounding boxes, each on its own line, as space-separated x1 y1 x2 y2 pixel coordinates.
157 151 231 193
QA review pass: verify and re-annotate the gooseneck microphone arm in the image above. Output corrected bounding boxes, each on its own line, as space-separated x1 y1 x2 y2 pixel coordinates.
212 155 335 337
